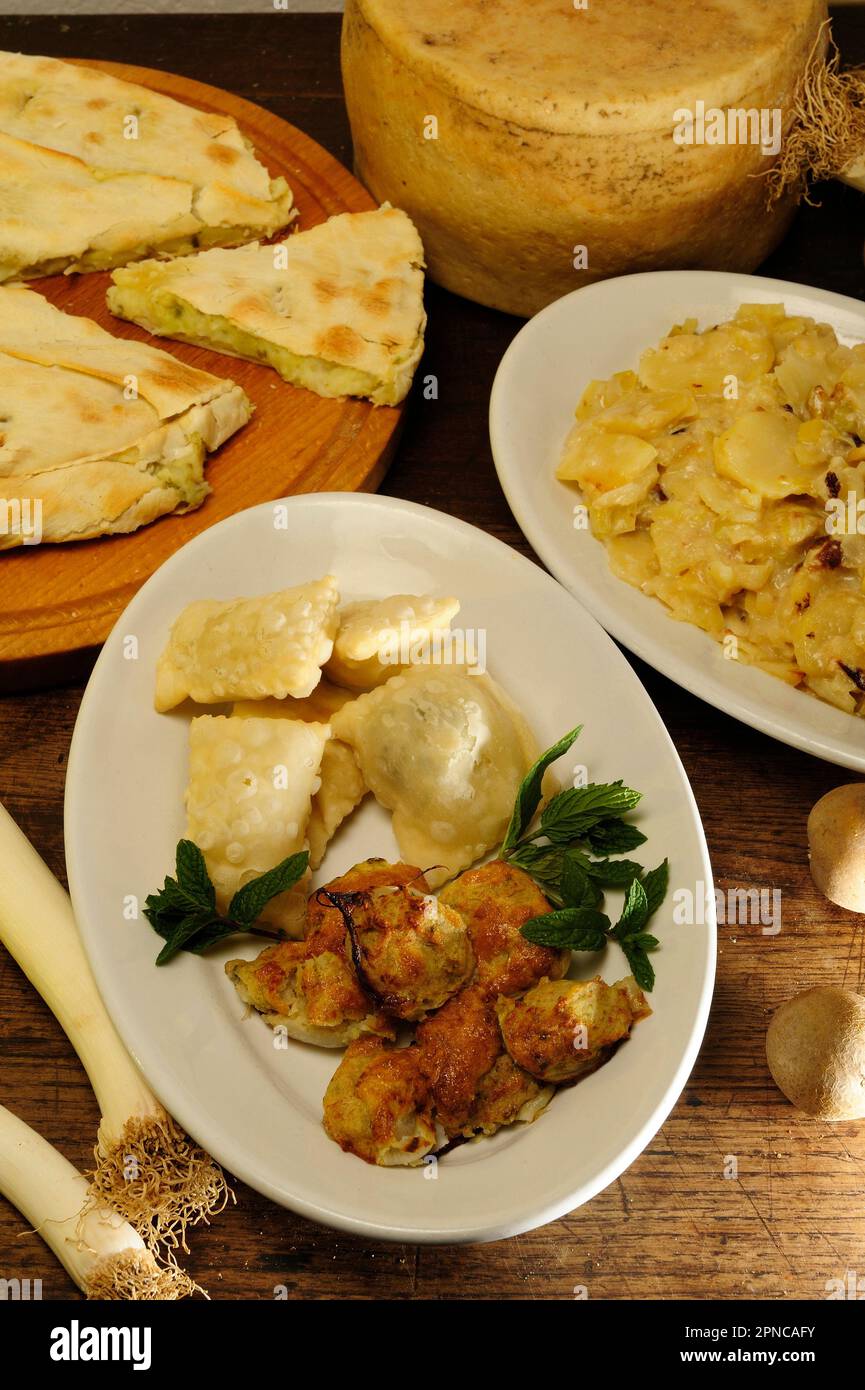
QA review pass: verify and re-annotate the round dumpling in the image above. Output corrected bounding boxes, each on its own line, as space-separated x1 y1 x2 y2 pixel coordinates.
439 860 570 995
323 1037 435 1166
331 666 538 887
324 882 475 1020
496 975 651 1084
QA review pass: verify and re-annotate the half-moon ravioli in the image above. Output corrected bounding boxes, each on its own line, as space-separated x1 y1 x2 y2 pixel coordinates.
185 714 330 934
325 593 460 690
155 575 339 711
331 666 537 887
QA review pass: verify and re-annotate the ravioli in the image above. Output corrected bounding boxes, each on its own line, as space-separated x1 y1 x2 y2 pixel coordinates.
185 714 330 934
438 860 570 996
306 740 367 869
232 680 355 725
226 859 425 1045
322 1037 436 1166
326 593 461 690
331 666 538 887
155 576 339 712
232 685 366 870
415 982 553 1138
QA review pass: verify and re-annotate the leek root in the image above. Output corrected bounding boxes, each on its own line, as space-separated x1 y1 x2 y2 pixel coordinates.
0 1104 198 1299
767 22 865 204
0 800 230 1250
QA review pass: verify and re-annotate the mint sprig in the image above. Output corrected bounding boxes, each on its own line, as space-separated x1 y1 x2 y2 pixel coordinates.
500 729 670 991
501 725 583 854
608 861 669 991
144 839 308 965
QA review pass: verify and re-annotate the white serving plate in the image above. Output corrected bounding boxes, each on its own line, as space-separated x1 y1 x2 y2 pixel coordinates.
490 269 865 771
65 493 714 1244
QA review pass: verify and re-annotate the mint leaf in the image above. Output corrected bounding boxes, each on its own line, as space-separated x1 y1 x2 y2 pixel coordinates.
227 851 309 926
178 919 252 957
560 852 603 909
521 907 610 951
620 940 655 993
147 841 305 964
585 819 648 855
625 932 659 951
608 861 669 992
154 912 219 965
641 859 669 917
507 843 565 898
611 877 649 940
175 839 216 911
144 838 215 927
501 726 582 854
540 782 642 843
585 857 645 887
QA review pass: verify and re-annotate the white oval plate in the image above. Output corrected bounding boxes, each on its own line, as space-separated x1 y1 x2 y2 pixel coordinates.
65 493 714 1244
491 270 865 771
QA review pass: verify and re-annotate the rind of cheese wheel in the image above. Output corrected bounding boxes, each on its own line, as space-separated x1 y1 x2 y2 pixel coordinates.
342 0 825 316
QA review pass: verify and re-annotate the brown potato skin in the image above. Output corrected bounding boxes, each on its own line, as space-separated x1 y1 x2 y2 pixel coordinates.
766 986 865 1120
807 784 865 914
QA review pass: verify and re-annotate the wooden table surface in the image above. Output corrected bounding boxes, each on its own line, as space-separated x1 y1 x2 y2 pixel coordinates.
2 10 865 1302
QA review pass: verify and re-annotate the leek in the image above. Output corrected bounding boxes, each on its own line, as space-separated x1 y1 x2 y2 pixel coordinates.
0 800 229 1249
0 1104 197 1299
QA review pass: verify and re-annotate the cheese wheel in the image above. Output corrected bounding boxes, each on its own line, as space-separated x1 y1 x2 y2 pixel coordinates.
341 0 827 316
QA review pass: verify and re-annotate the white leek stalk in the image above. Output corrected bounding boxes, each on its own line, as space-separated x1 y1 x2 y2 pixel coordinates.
0 800 229 1248
0 1105 197 1299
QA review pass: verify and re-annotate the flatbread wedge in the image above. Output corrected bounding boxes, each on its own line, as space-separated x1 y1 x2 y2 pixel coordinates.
0 50 294 282
107 205 426 406
0 285 251 548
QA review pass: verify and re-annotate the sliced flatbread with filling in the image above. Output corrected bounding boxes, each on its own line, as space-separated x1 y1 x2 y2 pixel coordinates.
107 205 426 406
0 285 250 548
0 50 294 282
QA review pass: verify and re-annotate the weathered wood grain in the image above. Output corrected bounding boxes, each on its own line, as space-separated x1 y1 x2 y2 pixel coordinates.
0 10 864 1302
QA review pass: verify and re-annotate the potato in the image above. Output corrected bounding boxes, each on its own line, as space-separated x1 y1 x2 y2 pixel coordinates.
766 987 865 1120
714 411 817 500
556 428 657 489
807 783 865 913
638 324 773 394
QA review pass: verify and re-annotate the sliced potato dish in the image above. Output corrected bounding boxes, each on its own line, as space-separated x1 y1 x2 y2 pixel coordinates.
558 303 865 716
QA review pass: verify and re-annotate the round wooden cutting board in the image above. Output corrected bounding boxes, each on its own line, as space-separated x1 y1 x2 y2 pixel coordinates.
0 60 405 689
